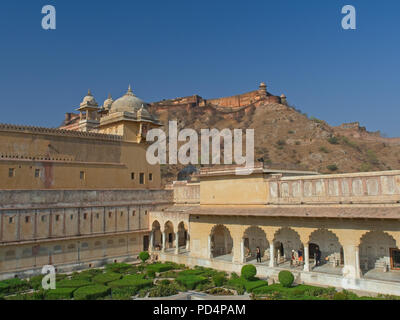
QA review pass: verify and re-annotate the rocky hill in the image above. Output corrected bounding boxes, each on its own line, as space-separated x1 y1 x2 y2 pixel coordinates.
149 95 400 185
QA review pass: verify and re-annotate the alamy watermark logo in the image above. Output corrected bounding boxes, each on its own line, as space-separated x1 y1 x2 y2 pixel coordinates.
41 5 56 30
41 265 56 290
341 5 356 30
146 121 255 175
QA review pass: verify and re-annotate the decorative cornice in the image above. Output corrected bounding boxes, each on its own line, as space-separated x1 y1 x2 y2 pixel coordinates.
0 123 122 141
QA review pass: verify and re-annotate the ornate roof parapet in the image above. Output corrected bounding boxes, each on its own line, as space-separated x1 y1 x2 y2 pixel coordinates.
0 123 123 141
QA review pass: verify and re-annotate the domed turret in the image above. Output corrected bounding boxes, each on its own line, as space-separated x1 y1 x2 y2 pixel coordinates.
80 89 98 108
102 93 114 110
258 82 267 97
109 85 146 114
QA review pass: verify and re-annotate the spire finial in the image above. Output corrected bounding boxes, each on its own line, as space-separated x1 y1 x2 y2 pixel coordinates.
128 84 133 93
107 93 112 99
87 89 92 96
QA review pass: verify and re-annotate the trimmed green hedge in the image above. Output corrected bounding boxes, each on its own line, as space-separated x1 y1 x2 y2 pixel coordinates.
227 277 268 293
148 285 178 297
159 271 179 278
139 251 150 262
212 273 226 287
146 263 174 273
251 285 271 294
29 275 45 290
164 262 186 270
176 275 208 290
73 285 111 300
252 284 337 299
108 274 153 292
0 278 30 295
278 270 294 288
92 272 122 285
241 265 257 280
105 263 133 274
111 287 136 300
70 273 93 282
192 266 222 277
46 287 76 300
57 279 92 288
71 269 102 281
178 269 204 277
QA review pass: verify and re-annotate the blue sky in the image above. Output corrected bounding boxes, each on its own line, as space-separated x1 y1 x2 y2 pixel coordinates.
0 1 399 136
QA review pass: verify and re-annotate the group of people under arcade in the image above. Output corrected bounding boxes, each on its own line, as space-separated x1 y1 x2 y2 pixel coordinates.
246 245 323 268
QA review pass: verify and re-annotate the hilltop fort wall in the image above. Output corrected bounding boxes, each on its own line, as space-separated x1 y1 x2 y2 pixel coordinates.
149 82 284 113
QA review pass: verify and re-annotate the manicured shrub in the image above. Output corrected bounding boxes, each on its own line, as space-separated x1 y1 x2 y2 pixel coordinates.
31 290 46 300
105 263 133 274
29 275 45 290
176 275 207 290
333 292 348 300
46 287 76 300
227 277 268 293
236 286 245 295
251 285 271 294
241 264 257 280
57 279 92 288
164 262 185 270
72 269 101 281
147 270 156 279
0 278 30 294
230 272 239 279
278 270 294 288
73 285 111 300
92 272 121 285
139 251 150 263
178 269 204 277
244 280 268 292
111 287 136 300
146 263 174 273
192 266 222 277
70 272 93 282
212 273 226 287
148 285 178 297
206 287 234 296
108 274 153 292
159 271 179 278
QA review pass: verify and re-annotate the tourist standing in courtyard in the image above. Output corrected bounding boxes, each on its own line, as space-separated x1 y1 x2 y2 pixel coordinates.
315 246 322 266
256 246 262 263
298 249 303 266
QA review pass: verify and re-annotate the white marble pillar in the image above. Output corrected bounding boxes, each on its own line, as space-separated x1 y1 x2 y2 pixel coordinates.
185 234 190 251
175 232 179 254
240 238 245 263
149 231 154 252
355 246 361 279
162 231 166 252
269 243 276 267
304 244 310 272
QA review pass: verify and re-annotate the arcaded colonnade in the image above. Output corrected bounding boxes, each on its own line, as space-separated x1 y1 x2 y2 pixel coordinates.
149 211 190 254
186 216 400 279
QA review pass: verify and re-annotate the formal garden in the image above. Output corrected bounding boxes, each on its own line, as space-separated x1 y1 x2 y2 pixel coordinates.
0 252 398 300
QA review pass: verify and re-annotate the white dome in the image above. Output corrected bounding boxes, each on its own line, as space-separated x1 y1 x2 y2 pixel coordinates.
110 85 145 114
80 89 98 107
103 94 114 110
